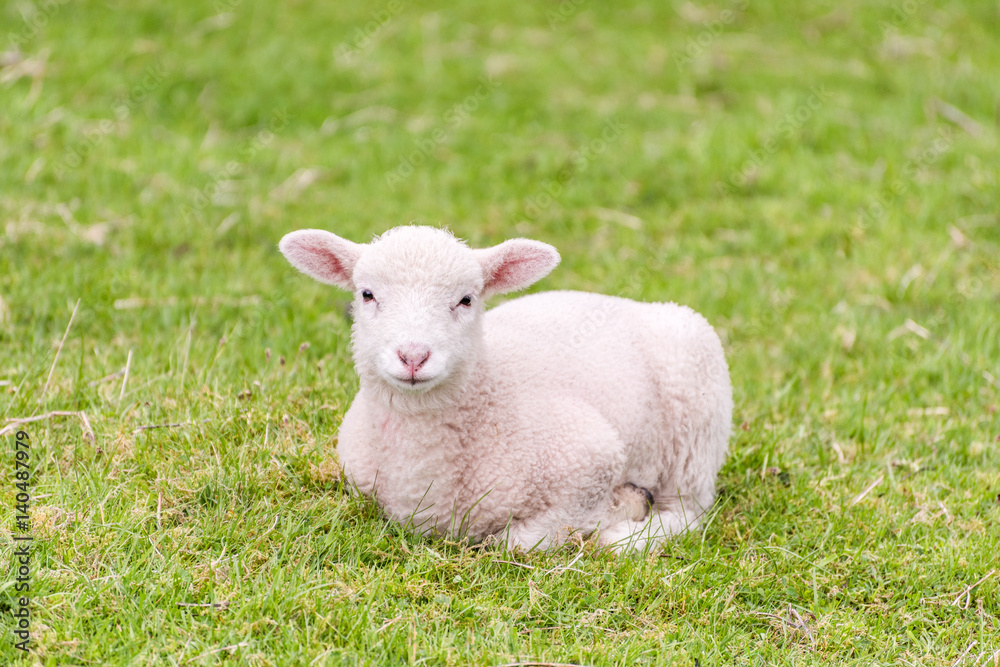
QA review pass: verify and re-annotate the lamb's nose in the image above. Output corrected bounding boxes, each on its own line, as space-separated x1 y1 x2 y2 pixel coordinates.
397 345 431 373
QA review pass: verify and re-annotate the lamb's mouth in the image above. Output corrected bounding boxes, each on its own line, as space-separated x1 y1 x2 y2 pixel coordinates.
386 374 438 390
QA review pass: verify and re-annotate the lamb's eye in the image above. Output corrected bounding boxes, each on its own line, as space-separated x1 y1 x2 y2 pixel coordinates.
458 295 472 307
361 289 374 302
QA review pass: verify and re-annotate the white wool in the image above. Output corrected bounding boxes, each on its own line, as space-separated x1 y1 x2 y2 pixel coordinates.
279 226 732 551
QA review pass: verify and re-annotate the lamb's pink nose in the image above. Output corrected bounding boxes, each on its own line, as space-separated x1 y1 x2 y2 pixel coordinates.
397 345 431 374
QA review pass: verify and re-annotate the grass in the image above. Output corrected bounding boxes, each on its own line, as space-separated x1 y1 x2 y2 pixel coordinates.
1 0 999 664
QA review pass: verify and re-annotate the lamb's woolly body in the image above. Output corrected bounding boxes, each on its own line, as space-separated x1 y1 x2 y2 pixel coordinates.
280 226 732 551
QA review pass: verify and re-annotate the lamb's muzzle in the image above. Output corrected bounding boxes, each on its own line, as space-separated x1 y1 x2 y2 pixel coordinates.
397 344 431 376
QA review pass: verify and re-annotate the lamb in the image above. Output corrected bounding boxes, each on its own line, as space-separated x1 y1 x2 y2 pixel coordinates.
279 225 732 552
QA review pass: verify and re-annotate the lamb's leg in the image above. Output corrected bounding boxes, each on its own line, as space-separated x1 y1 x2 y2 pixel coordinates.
597 493 711 552
497 484 654 552
494 517 571 552
494 402 658 552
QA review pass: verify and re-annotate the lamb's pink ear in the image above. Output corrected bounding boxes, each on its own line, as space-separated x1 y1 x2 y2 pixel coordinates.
473 239 560 297
278 229 363 291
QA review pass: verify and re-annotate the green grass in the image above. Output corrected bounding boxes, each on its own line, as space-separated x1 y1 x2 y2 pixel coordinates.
2 0 999 664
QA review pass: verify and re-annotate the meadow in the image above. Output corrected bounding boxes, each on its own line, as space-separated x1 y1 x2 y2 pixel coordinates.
1 0 998 664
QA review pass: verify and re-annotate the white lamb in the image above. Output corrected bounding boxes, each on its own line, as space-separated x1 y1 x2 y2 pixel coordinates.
279 226 732 552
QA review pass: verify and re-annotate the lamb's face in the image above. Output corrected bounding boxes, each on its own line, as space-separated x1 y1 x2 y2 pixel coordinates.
350 230 485 394
279 224 560 401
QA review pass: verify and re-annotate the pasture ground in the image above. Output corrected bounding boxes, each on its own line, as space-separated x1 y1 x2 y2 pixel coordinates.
1 0 998 664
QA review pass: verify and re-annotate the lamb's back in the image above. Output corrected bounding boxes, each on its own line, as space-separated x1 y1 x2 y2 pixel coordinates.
483 290 728 445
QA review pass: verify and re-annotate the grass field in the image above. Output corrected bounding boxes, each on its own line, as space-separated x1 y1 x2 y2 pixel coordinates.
2 0 999 664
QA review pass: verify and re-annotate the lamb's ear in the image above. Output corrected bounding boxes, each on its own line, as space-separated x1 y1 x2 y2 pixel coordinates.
473 238 560 297
278 229 363 291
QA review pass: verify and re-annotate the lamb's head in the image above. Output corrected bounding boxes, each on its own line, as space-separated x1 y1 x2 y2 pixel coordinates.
279 226 559 400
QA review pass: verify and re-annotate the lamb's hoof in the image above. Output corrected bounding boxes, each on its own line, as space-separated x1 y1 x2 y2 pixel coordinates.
620 482 655 521
625 482 655 509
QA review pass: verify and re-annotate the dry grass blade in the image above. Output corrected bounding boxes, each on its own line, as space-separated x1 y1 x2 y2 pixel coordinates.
87 369 124 386
132 419 209 434
177 601 233 610
746 608 814 641
119 349 133 403
494 560 536 570
1 410 94 441
950 570 996 609
544 549 586 575
39 298 80 404
183 641 250 664
787 605 814 641
931 97 984 137
850 474 884 506
952 641 977 667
